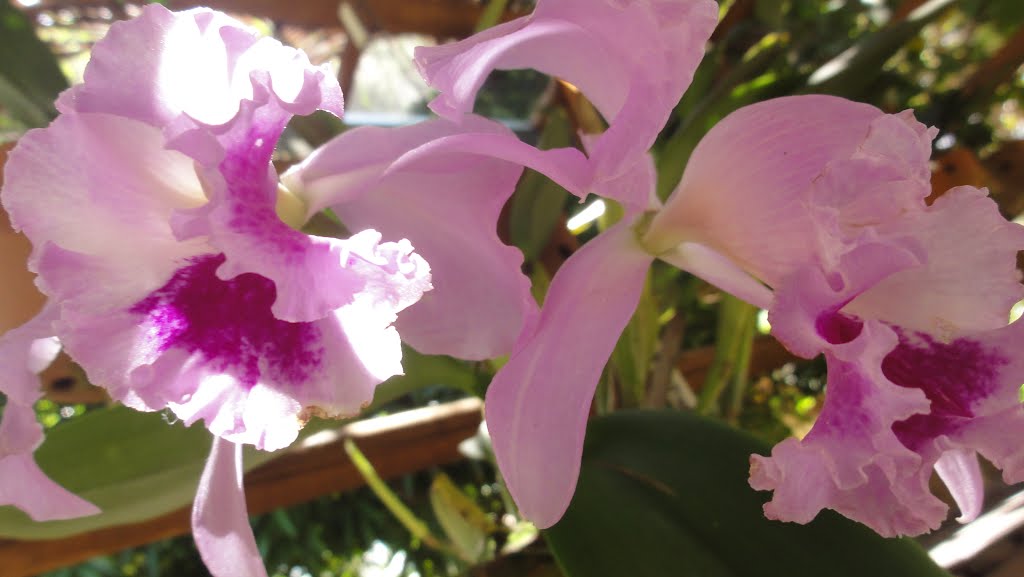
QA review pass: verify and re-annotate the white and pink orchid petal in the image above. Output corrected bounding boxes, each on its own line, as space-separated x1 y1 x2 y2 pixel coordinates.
167 99 356 323
934 449 984 523
285 117 544 359
61 5 341 128
485 223 653 528
951 407 1024 488
416 0 717 185
193 437 268 577
848 186 1024 336
50 5 349 325
0 403 99 521
646 95 934 282
285 115 591 204
2 113 206 279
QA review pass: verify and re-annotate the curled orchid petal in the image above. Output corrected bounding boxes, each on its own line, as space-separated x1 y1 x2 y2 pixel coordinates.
416 0 718 196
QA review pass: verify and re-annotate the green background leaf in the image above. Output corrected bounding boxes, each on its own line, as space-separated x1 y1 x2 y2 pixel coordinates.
545 410 950 577
0 0 68 128
0 348 479 540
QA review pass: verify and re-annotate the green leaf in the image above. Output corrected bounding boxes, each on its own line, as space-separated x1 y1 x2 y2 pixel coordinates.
429 473 496 563
0 0 68 128
0 350 476 540
475 0 510 33
546 410 951 577
0 406 277 540
802 0 957 98
609 271 658 408
697 294 758 417
508 109 574 261
387 345 484 398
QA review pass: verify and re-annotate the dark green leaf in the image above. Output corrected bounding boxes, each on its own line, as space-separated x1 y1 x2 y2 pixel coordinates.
0 0 67 128
0 350 475 540
546 410 950 577
508 108 574 261
802 0 957 98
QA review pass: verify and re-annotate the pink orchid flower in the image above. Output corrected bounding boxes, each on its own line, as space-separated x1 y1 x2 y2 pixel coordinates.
646 95 1024 537
0 5 430 574
427 71 1023 539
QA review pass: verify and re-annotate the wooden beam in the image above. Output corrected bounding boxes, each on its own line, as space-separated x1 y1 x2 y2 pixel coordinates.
678 337 795 389
23 0 529 38
0 397 483 577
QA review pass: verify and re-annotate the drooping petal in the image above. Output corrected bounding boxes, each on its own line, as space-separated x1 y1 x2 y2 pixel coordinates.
645 96 935 282
192 437 267 577
0 403 99 521
415 0 718 187
0 306 96 521
0 304 60 405
934 449 983 523
484 223 653 528
285 116 551 359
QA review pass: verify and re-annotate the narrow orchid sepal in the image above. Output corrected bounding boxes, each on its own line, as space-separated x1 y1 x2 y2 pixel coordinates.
485 223 653 527
192 437 268 577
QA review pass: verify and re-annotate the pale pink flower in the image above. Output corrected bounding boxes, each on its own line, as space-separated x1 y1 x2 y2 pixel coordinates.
1 5 430 573
647 95 1024 536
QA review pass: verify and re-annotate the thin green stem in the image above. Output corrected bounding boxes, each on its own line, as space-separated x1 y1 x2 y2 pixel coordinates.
344 438 464 559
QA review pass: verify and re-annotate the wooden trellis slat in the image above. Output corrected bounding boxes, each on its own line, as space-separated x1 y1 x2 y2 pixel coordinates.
0 397 484 577
22 0 529 38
